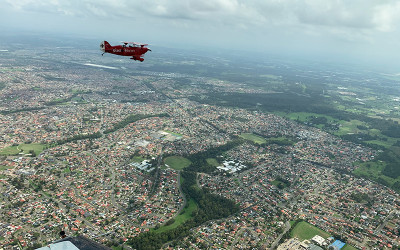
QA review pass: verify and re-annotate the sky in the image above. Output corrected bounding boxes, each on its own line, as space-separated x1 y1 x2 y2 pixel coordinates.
1 0 400 68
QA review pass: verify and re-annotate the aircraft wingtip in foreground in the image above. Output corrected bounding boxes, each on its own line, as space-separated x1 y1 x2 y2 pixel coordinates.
100 41 151 62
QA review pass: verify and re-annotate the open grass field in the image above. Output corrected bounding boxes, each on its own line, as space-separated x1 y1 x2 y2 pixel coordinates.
206 158 219 167
131 156 146 163
0 165 13 171
240 132 295 146
259 74 281 79
334 119 365 136
277 112 396 149
353 161 397 186
154 199 198 233
271 179 288 189
0 143 46 156
353 161 386 178
342 244 357 250
333 120 396 149
164 156 191 170
19 143 46 155
239 133 267 144
111 246 124 250
163 130 183 137
365 139 394 149
290 221 331 241
0 146 19 155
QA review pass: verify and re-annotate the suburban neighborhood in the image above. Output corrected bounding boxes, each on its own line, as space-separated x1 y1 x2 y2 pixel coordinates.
0 42 400 250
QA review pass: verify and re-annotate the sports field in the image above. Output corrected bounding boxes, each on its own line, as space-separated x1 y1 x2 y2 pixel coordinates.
20 143 46 155
0 146 19 155
206 158 219 167
342 244 357 250
239 133 267 144
290 221 330 241
0 143 46 155
164 156 191 170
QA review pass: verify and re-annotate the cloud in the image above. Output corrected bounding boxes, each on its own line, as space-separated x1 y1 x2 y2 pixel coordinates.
372 2 400 32
4 0 400 45
297 0 400 33
128 0 241 20
6 0 399 29
294 1 373 29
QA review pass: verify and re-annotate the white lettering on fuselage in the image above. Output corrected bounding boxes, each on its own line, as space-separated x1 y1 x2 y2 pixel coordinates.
112 48 138 53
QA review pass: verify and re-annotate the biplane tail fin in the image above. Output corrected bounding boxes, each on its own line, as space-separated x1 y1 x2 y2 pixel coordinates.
100 41 111 52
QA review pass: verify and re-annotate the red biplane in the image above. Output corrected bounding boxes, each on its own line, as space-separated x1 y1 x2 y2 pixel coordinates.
100 41 151 62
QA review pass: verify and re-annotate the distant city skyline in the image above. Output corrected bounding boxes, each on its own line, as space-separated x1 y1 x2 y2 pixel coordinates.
1 0 400 69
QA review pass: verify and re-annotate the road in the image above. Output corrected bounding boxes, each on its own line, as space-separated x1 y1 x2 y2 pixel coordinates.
268 221 291 250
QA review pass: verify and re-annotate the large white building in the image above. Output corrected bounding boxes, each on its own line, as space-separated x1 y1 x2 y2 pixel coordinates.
311 235 326 246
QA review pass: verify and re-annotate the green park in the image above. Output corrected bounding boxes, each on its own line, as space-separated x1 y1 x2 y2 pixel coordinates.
239 133 266 144
290 221 330 241
153 199 198 233
164 156 192 170
0 143 46 156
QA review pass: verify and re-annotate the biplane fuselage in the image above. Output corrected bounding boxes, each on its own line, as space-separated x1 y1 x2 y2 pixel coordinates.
100 41 150 62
